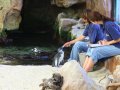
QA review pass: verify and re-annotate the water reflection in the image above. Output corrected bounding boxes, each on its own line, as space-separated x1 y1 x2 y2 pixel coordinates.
0 46 57 65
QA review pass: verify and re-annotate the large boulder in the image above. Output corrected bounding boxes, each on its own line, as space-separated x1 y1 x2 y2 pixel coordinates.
56 16 86 43
55 17 78 43
58 18 77 32
59 60 105 90
0 0 22 31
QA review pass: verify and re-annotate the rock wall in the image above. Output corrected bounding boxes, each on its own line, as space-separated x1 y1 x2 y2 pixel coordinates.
51 0 85 7
86 0 112 17
0 0 22 32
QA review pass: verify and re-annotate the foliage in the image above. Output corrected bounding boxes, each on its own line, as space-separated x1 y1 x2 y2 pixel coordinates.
0 30 7 39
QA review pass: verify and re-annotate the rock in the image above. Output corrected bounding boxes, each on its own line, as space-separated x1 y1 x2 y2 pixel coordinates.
59 60 105 90
39 73 63 90
113 65 120 80
58 18 77 32
105 55 120 73
56 18 78 43
106 66 120 90
71 18 86 39
51 0 85 7
0 0 23 31
106 83 120 90
79 53 86 66
57 12 67 22
86 0 112 17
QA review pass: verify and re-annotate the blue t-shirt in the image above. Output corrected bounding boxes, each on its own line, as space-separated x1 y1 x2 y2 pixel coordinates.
103 21 120 48
83 23 104 44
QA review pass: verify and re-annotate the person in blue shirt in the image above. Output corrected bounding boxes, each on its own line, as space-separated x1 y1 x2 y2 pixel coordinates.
63 9 104 62
83 11 120 72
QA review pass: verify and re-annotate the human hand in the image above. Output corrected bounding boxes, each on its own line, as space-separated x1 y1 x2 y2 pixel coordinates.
63 41 72 47
99 40 110 45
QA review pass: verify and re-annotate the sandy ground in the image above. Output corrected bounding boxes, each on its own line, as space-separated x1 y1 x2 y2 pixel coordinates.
0 65 109 90
0 65 58 90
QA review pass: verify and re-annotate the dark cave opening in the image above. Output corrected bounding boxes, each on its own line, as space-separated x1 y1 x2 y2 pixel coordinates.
5 0 86 46
20 0 56 33
0 0 86 65
6 0 59 45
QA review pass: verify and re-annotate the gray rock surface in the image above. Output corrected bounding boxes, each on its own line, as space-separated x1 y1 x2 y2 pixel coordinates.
51 0 85 7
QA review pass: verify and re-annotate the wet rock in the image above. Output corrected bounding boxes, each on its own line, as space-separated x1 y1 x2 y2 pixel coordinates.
0 38 13 46
39 73 63 90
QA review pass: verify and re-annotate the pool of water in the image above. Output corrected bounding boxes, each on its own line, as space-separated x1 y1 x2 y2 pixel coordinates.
0 30 71 65
0 44 58 65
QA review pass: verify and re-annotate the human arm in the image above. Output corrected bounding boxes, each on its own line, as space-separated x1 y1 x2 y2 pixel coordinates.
63 24 89 47
102 22 120 45
100 38 120 45
63 35 85 47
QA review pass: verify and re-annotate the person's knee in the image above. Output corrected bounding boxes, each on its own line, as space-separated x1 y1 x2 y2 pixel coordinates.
91 48 101 55
90 48 102 62
73 41 85 48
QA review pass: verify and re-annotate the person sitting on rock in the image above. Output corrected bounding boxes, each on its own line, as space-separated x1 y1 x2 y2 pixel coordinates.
83 11 120 72
63 9 104 63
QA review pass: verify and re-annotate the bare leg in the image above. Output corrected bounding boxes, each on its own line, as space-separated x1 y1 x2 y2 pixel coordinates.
84 57 94 72
83 56 89 68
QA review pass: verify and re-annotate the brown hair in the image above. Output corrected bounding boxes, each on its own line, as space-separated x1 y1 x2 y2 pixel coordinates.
87 11 114 22
81 9 92 23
